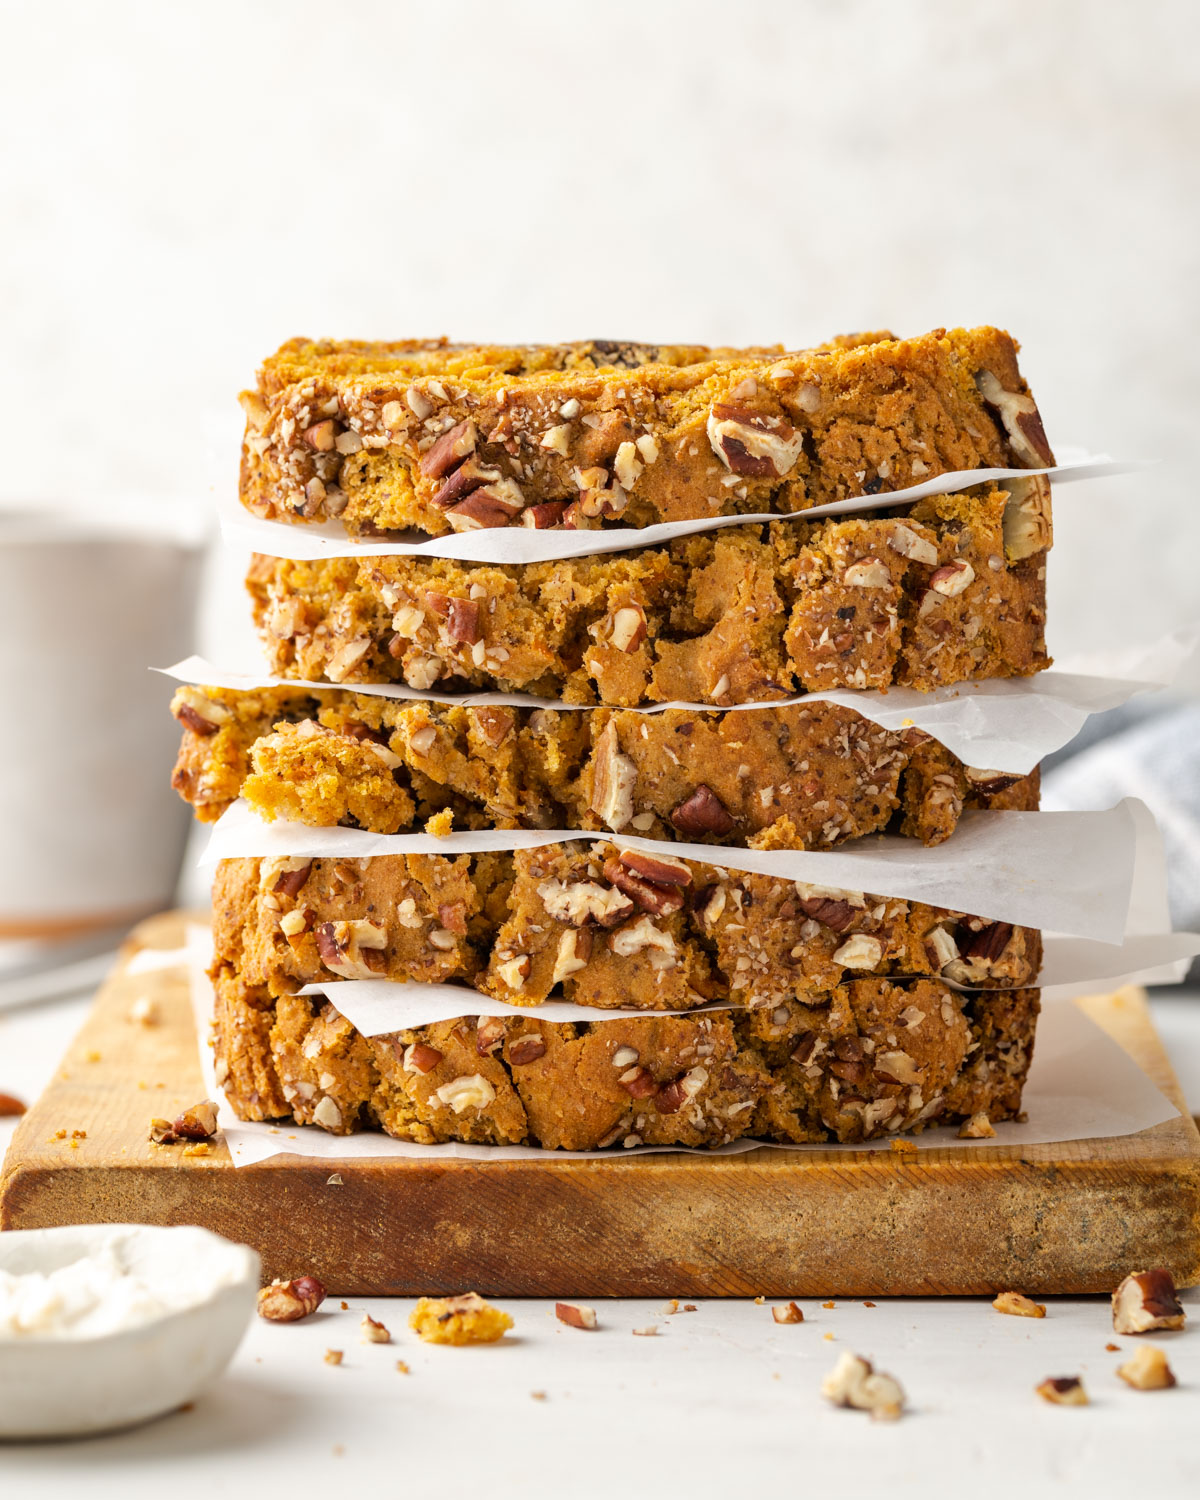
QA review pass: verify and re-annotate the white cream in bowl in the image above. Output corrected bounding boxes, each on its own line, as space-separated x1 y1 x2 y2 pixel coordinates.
0 1223 260 1438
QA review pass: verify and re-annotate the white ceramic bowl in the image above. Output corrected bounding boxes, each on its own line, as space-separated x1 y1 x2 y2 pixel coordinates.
0 1223 259 1439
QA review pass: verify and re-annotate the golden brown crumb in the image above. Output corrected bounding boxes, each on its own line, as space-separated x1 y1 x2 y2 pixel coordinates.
1117 1345 1176 1390
772 1302 804 1324
1035 1376 1087 1405
993 1291 1046 1319
395 1360 410 1374
821 1350 905 1421
360 1313 390 1344
1105 1342 1119 1352
889 1139 918 1154
324 1349 344 1366
425 808 454 838
959 1111 997 1139
410 1291 513 1345
530 1390 547 1401
863 1301 877 1308
822 1300 836 1309
340 1300 349 1310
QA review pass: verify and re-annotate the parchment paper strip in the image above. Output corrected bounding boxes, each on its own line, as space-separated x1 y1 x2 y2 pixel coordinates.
159 634 1193 776
200 797 1140 941
221 452 1140 564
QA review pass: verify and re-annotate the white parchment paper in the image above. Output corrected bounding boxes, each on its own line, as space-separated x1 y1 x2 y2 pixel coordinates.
221 452 1140 564
201 797 1139 941
159 633 1193 776
179 927 1180 1166
294 922 1200 1030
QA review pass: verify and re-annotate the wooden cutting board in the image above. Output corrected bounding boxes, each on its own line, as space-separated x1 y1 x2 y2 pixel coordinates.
2 912 1198 1297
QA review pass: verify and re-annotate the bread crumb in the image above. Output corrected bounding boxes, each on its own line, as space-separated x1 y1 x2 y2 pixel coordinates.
993 1290 1046 1319
410 1291 512 1345
324 1349 344 1366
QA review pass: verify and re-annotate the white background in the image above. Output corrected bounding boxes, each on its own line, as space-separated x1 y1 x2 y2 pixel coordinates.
1 0 1198 666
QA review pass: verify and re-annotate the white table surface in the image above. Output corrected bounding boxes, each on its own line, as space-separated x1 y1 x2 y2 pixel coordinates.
2 987 1198 1495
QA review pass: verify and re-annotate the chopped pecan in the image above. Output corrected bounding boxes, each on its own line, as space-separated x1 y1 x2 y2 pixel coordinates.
402 1042 444 1075
795 896 858 932
508 1034 547 1066
790 1030 818 1065
707 404 804 478
655 1066 707 1115
360 1313 391 1344
928 560 975 597
1112 1269 1186 1334
993 1291 1046 1318
1002 474 1053 562
420 419 477 479
609 604 647 653
843 558 892 588
316 920 388 979
435 1074 497 1114
538 878 635 928
670 785 735 837
445 481 524 531
1117 1345 1176 1390
975 370 1054 467
831 934 884 970
887 523 938 566
257 1275 327 1322
821 1351 905 1420
172 686 232 736
963 767 1024 798
618 1066 660 1098
1035 1376 1088 1406
958 920 1013 964
273 860 313 899
476 1017 505 1056
430 458 492 510
608 916 676 962
556 1301 599 1330
551 927 592 982
590 721 637 833
603 857 685 917
446 598 481 645
618 849 693 887
438 901 468 935
520 500 570 528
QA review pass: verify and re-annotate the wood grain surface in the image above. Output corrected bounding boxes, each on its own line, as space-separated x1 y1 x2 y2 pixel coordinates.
2 912 1198 1297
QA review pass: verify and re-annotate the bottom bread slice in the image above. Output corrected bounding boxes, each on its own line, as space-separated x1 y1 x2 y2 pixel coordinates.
212 965 1039 1151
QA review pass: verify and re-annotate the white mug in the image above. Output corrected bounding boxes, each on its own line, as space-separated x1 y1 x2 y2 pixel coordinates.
0 509 204 937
